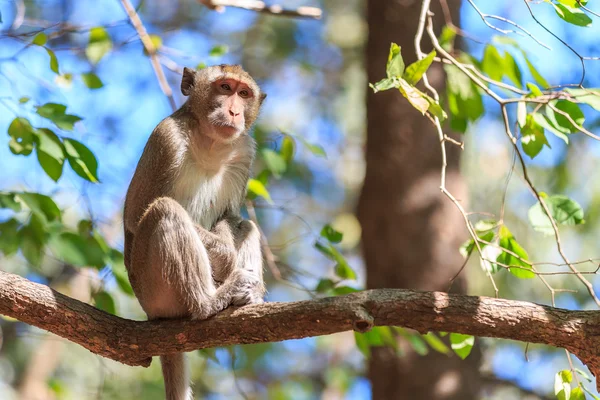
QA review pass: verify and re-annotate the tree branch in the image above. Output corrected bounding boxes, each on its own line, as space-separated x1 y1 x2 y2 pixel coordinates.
1 270 600 389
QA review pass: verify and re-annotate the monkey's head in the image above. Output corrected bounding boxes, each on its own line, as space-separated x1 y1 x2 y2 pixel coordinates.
181 64 266 143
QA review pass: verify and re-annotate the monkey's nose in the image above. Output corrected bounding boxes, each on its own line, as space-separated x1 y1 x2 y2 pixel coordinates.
229 109 240 117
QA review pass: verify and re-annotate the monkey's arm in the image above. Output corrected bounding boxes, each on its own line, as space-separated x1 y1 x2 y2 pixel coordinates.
195 214 260 284
195 218 239 283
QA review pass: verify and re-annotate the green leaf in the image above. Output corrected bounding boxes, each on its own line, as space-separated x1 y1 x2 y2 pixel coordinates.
526 82 543 97
305 142 327 157
35 128 65 182
481 45 522 87
582 385 600 400
36 103 82 131
575 368 592 383
355 327 398 358
108 249 134 296
19 96 30 104
86 27 113 64
547 100 585 134
354 331 371 357
438 25 457 51
565 88 600 110
32 33 48 46
315 278 335 294
320 224 343 243
209 45 228 57
398 330 428 356
281 131 327 158
0 193 21 212
386 43 405 78
445 64 484 132
8 117 37 155
397 78 428 114
370 78 396 93
261 148 286 178
482 45 504 81
314 241 356 280
553 3 592 27
521 114 549 159
425 96 448 121
524 59 550 89
17 192 61 223
459 231 494 259
45 48 59 74
422 332 451 354
93 291 116 314
335 261 356 280
247 179 272 204
333 286 360 295
502 52 522 88
528 195 584 235
555 370 573 400
557 0 588 7
0 219 21 256
196 62 207 70
280 136 295 164
36 103 66 118
81 73 104 89
571 387 586 400
48 232 106 268
63 139 99 182
403 51 436 86
18 214 47 266
532 112 569 143
449 333 474 359
496 225 534 279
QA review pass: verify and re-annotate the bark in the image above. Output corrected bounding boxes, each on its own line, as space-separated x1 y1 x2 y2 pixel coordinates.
1 270 600 391
359 0 479 399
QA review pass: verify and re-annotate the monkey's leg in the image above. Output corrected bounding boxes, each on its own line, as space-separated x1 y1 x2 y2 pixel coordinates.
130 198 259 400
231 220 266 305
130 197 260 320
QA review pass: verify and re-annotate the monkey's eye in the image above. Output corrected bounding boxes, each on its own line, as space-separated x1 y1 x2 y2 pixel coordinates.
220 83 232 91
239 90 250 98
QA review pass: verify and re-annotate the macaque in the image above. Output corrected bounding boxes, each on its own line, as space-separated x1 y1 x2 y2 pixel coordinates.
123 64 266 400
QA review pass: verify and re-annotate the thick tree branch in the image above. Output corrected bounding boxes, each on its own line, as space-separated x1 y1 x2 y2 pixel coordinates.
1 270 600 389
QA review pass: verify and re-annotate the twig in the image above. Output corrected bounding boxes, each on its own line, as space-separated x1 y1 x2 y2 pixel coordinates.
119 0 177 111
466 0 551 50
198 0 322 19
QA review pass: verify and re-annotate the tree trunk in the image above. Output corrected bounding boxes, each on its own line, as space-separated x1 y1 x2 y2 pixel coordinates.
358 1 481 399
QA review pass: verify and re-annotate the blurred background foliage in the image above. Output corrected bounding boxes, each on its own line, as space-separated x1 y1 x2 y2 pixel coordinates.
1 0 600 399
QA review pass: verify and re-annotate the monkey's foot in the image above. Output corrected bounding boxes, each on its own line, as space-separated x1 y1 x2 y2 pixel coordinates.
231 270 265 306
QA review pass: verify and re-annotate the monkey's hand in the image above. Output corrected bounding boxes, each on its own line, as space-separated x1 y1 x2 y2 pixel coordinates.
230 269 265 306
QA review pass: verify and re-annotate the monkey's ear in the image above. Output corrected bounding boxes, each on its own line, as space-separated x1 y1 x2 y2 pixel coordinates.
259 92 267 105
181 67 196 96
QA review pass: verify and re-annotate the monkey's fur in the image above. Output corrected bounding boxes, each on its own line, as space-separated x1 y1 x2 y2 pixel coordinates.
123 65 266 400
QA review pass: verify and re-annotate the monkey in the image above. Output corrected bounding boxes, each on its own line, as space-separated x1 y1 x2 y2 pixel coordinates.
122 64 267 400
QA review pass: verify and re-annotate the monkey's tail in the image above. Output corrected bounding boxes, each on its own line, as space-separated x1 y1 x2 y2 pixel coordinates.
160 353 192 400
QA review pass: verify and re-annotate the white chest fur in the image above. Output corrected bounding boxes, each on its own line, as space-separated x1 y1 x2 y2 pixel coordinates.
171 157 246 229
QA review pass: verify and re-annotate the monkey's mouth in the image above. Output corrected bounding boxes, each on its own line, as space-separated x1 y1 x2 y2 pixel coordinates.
211 121 240 138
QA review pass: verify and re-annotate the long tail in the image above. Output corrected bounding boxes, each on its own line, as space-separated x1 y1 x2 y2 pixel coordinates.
160 353 192 400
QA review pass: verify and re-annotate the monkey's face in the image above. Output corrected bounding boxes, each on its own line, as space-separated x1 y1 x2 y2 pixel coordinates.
181 65 266 143
206 78 256 140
